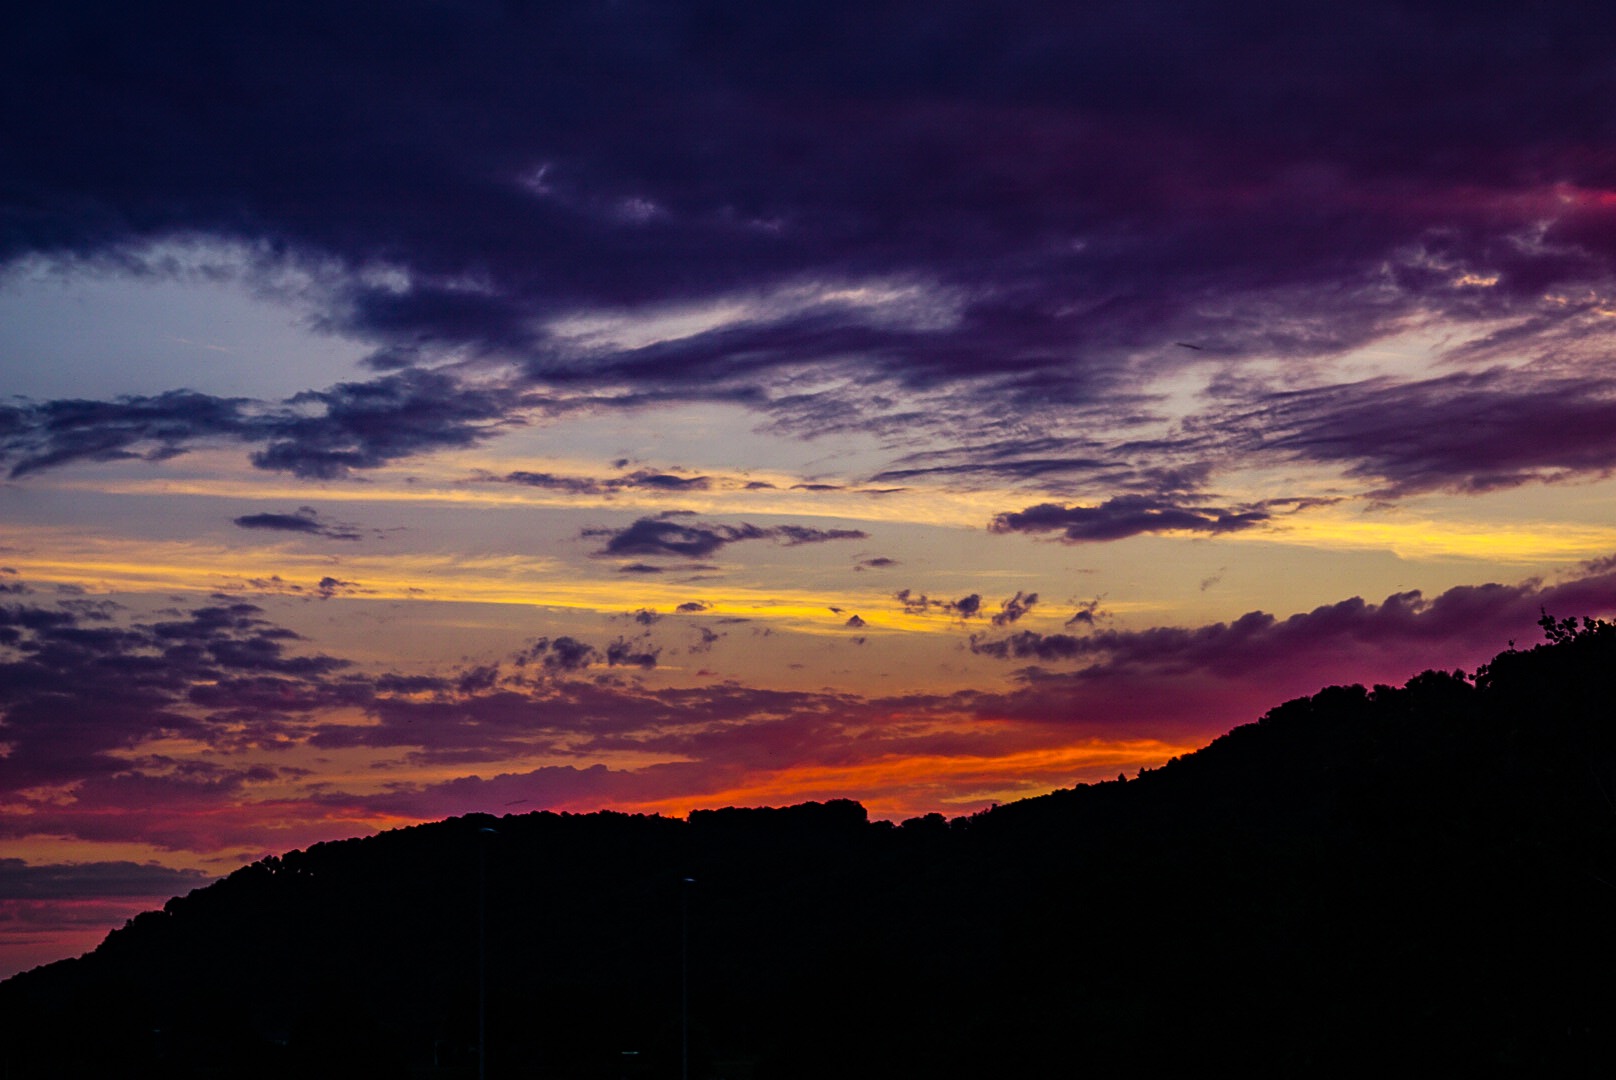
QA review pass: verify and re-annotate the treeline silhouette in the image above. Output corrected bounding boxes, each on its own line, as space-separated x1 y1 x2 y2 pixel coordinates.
4 614 1615 1076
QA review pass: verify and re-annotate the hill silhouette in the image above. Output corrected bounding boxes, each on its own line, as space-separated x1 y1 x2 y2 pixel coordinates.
4 614 1615 1076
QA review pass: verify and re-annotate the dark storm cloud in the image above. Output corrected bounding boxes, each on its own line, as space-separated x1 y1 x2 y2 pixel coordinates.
585 517 867 559
989 496 1270 543
7 2 1616 491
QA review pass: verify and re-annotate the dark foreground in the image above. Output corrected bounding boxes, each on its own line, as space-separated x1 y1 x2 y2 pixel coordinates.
5 615 1615 1077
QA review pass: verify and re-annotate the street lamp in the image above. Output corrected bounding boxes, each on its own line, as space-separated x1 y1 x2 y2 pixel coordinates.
681 876 695 1080
478 826 498 1080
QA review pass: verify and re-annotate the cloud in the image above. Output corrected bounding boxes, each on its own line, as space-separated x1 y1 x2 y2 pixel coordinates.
855 557 898 571
220 574 373 601
1 371 524 481
0 858 213 901
1233 369 1616 497
773 525 871 546
489 467 712 495
2 391 253 479
519 636 599 673
9 557 1616 861
232 507 364 541
991 591 1038 627
968 561 1616 679
585 517 868 559
870 437 1113 485
895 589 983 619
247 369 523 479
587 518 763 559
1065 598 1106 628
314 576 359 599
605 637 660 669
0 591 350 794
5 3 1616 496
989 496 1270 544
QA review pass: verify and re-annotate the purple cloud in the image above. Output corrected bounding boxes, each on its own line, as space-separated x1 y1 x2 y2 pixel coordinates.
1 2 1614 499
895 589 984 619
233 508 361 541
990 496 1270 544
0 858 213 901
489 468 712 495
969 561 1616 679
1236 369 1616 497
991 591 1039 627
585 517 868 559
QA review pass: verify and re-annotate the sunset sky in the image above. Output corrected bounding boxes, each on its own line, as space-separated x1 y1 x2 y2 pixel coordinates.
7 0 1616 976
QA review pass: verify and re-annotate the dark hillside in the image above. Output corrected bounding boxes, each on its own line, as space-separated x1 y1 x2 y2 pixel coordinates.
4 615 1615 1076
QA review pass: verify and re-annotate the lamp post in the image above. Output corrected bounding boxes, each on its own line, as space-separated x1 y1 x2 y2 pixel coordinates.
478 826 498 1080
681 876 695 1080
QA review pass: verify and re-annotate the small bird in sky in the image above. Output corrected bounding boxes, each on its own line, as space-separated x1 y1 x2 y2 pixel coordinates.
1174 342 1205 350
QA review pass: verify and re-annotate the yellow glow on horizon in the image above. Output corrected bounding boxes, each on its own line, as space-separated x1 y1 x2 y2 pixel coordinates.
0 529 995 636
1247 510 1616 562
0 836 223 873
26 455 1018 529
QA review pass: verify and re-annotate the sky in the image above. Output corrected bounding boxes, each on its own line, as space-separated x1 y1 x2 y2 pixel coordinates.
6 0 1616 977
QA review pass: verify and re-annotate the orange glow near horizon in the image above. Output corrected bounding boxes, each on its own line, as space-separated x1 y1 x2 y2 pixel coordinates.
570 738 1200 822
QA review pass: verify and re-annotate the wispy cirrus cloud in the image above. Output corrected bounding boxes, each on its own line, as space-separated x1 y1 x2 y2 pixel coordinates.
1231 368 1616 497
